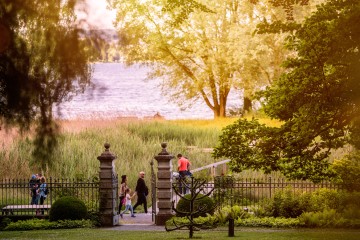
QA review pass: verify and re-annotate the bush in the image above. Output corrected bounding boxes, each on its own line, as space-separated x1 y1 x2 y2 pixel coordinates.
257 187 310 218
49 196 87 222
332 151 360 191
3 219 93 231
176 194 215 218
0 217 11 230
214 205 251 224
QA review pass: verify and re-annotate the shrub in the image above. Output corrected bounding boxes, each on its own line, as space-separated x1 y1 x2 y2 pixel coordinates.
332 151 360 191
3 219 93 231
176 194 215 218
49 196 87 222
298 209 346 227
308 189 342 212
235 216 301 228
214 205 251 224
0 217 11 230
257 187 310 218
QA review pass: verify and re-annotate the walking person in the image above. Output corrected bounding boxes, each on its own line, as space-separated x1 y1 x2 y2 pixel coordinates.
29 174 39 205
37 176 48 215
118 175 128 214
120 188 136 218
133 171 149 214
177 154 191 195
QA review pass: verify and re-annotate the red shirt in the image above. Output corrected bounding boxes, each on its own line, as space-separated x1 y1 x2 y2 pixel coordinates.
178 157 190 171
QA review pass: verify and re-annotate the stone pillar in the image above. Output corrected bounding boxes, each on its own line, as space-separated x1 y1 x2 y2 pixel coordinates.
154 142 174 225
97 143 119 226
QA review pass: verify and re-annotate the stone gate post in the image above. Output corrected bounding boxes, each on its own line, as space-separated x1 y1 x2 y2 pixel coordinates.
154 142 174 225
98 143 119 226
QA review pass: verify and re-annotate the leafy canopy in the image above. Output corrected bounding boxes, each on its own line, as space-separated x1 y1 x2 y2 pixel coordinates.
214 0 360 182
0 0 93 169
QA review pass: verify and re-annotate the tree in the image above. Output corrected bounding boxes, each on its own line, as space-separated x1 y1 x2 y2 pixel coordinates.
0 0 92 169
110 0 291 117
213 0 360 182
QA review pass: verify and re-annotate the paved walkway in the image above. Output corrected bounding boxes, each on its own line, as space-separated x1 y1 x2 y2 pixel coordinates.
107 213 166 231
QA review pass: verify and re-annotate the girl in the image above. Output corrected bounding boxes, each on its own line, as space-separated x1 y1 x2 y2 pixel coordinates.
120 188 136 218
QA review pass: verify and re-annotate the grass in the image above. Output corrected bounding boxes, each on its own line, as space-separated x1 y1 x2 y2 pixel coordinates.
0 228 360 240
0 117 282 191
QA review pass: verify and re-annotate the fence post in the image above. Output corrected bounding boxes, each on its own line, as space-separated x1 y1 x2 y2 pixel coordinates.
269 177 272 198
97 143 119 226
154 142 174 225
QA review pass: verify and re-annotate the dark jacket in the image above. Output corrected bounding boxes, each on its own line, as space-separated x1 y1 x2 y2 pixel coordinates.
135 177 147 195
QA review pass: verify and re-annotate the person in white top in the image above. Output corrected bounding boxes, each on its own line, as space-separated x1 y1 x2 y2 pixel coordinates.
120 188 136 218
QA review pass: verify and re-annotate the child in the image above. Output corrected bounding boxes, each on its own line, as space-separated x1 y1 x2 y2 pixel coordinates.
120 188 136 218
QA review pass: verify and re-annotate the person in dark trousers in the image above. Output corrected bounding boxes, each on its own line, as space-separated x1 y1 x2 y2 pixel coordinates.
177 153 191 194
118 175 128 214
133 171 149 214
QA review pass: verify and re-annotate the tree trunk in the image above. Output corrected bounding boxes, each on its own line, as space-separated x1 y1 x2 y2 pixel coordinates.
243 96 252 114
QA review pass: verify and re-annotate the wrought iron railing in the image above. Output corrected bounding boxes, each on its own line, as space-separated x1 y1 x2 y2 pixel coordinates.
171 176 347 211
0 177 99 216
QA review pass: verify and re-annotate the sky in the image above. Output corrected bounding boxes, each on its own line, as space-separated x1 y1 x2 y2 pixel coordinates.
76 0 117 29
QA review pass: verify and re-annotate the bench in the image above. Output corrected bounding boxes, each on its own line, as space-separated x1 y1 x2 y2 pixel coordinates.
2 204 51 215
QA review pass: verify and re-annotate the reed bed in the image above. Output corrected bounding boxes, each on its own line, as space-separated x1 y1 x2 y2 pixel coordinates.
0 117 284 191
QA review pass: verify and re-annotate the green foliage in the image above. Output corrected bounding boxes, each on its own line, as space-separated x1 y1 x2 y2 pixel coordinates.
213 118 280 174
166 214 218 228
109 0 292 117
49 196 87 222
3 219 93 231
0 0 93 169
333 151 360 191
214 0 360 182
299 209 347 228
213 205 251 224
235 216 302 228
308 189 342 212
0 217 11 230
256 187 310 218
256 188 360 221
176 193 215 217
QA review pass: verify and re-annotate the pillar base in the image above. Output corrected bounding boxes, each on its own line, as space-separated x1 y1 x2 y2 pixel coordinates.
100 214 119 226
155 213 174 226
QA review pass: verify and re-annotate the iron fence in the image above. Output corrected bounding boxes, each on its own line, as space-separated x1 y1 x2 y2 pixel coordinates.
0 177 99 216
171 176 347 211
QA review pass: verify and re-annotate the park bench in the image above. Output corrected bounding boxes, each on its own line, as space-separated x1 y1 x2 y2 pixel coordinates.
2 204 51 215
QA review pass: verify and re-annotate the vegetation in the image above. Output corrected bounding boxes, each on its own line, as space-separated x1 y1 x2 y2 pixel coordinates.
0 118 248 190
2 218 93 231
176 193 216 218
0 0 93 170
1 227 360 239
49 196 88 222
108 0 307 117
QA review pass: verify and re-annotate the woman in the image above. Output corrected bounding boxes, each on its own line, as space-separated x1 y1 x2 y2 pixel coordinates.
38 176 47 215
118 175 128 214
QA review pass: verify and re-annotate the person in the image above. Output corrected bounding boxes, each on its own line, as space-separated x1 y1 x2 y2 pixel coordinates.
118 175 128 214
37 176 47 215
29 174 39 205
177 154 191 194
133 171 149 214
120 188 136 218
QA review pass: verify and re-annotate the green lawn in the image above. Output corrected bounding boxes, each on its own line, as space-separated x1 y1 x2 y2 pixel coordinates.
1 228 359 240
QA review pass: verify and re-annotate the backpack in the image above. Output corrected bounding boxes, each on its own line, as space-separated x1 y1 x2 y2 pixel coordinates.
44 187 49 195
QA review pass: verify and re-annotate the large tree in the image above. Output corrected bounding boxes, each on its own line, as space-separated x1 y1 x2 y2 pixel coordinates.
0 0 92 169
110 0 291 117
213 0 360 182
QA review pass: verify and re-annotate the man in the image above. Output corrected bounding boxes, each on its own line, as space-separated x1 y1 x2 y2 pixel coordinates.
133 171 149 214
177 154 191 194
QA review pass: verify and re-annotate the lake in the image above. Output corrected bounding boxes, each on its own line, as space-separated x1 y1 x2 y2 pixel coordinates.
54 63 242 120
